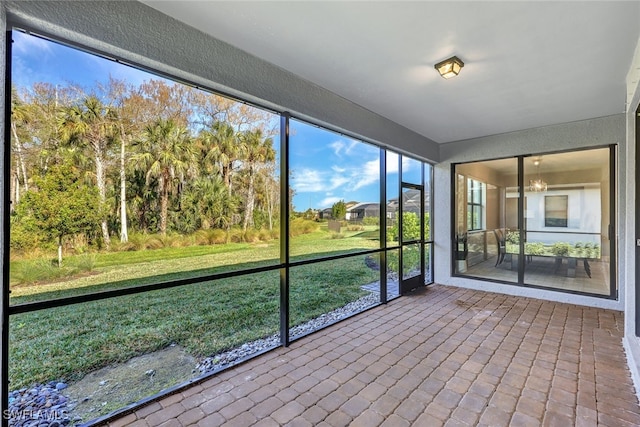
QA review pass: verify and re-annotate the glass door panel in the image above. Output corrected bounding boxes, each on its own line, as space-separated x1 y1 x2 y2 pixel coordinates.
400 184 423 293
523 149 612 296
454 159 520 282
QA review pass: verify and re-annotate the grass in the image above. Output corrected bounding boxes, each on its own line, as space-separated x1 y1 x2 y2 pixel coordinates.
9 225 382 390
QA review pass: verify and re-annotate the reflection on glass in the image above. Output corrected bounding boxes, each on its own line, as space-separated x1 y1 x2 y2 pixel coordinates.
454 158 520 282
402 244 421 280
289 119 380 261
9 272 280 423
402 155 422 185
523 149 611 295
289 257 379 338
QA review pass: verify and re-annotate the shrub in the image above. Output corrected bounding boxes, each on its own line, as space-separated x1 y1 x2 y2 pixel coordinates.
11 259 73 285
158 233 183 248
505 231 519 244
243 229 260 243
551 242 571 257
347 225 365 232
525 242 545 256
71 253 97 272
330 232 345 239
290 218 319 237
362 217 379 226
194 229 227 245
388 212 420 241
270 228 280 240
225 228 241 243
258 229 272 242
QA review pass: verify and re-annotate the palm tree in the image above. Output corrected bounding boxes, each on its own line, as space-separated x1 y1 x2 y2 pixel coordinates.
239 129 275 231
59 95 116 248
199 121 243 192
132 119 196 234
198 121 245 240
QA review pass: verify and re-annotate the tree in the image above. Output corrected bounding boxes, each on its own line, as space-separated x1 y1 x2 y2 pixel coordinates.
239 129 275 231
179 176 236 232
59 95 117 248
132 119 197 234
104 77 140 243
17 161 102 266
332 200 347 220
198 121 244 240
262 163 279 230
10 87 31 201
199 121 242 192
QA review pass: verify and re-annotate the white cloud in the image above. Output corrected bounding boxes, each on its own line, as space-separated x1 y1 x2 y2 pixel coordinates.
345 140 359 155
386 152 400 173
353 159 381 190
330 175 350 189
292 168 326 192
330 140 345 156
319 196 342 207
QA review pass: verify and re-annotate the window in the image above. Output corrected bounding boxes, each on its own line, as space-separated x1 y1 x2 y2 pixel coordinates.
453 148 615 299
545 195 568 227
467 178 484 231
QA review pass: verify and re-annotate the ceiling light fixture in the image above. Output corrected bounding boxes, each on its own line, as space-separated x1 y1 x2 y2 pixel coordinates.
434 56 464 79
529 159 548 192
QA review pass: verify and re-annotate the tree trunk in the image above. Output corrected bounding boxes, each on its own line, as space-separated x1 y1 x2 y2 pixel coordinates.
119 126 129 243
242 167 256 231
11 122 29 192
58 236 63 267
95 153 111 249
159 177 168 235
10 171 18 212
265 176 275 231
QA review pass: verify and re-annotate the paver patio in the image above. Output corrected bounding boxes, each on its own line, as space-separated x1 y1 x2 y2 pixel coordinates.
105 285 640 426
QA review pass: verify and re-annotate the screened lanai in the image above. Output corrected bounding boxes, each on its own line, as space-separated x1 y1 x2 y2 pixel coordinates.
2 1 640 427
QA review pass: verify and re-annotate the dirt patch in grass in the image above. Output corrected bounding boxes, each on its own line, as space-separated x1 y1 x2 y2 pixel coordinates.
65 345 198 424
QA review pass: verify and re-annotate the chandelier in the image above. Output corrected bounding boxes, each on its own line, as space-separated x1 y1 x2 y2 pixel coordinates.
529 159 547 192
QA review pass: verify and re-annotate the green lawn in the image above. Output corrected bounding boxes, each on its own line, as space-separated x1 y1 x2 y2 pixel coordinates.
9 226 381 390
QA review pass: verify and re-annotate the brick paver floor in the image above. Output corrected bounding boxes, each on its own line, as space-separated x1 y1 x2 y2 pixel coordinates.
106 285 640 426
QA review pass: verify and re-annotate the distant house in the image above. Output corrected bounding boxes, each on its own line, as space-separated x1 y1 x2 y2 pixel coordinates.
387 188 428 219
346 202 380 221
319 190 428 222
318 207 333 220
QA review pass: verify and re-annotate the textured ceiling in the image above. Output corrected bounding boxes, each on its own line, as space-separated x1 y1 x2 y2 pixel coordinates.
143 1 640 144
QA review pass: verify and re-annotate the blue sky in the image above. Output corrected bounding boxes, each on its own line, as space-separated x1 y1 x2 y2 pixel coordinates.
11 31 152 89
12 30 422 212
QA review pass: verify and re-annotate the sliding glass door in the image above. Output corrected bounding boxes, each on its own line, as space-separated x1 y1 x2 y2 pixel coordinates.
522 149 613 295
453 147 615 298
453 158 520 283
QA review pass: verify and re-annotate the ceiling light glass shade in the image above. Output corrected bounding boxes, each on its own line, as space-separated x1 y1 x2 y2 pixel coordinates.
435 56 464 79
529 179 548 192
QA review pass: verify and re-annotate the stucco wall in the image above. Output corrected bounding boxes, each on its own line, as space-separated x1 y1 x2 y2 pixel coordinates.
435 114 625 311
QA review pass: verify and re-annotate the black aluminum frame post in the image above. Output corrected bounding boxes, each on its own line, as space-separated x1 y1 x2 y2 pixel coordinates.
279 113 290 347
